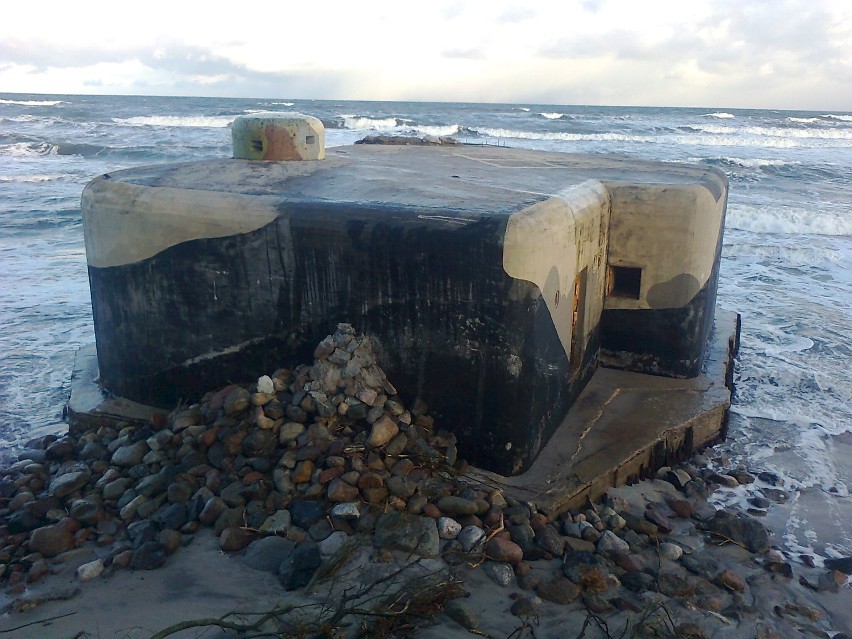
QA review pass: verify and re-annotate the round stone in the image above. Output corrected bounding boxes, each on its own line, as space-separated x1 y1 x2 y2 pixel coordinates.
76 559 105 581
458 525 486 552
437 517 462 540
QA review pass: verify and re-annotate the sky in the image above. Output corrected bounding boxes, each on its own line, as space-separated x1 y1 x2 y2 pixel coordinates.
1 0 850 110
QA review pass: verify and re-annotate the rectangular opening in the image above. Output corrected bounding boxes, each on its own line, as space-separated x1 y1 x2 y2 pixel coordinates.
305 135 316 145
251 139 264 152
609 265 642 299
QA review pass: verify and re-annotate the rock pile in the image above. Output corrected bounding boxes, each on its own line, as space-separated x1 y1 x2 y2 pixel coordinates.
0 323 848 637
355 134 460 146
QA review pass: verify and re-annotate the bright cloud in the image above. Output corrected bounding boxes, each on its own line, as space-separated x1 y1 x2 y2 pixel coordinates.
1 0 849 109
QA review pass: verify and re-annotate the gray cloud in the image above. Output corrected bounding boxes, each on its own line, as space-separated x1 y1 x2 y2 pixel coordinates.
538 0 850 84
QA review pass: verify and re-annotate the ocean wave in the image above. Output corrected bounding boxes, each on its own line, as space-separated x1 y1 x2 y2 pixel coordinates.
518 107 530 112
53 143 112 157
410 124 460 137
1 115 39 123
540 112 565 120
727 204 852 236
1 142 55 157
823 114 852 121
703 112 735 119
112 115 234 128
694 123 852 141
0 99 63 106
339 115 402 130
704 157 800 168
788 117 821 124
0 174 68 183
471 127 649 143
270 102 295 106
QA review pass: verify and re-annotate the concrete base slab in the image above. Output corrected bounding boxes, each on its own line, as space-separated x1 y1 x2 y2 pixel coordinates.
469 310 740 516
66 311 739 517
66 344 163 433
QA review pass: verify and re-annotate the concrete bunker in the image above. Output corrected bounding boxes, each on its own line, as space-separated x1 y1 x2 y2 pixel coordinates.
80 113 729 476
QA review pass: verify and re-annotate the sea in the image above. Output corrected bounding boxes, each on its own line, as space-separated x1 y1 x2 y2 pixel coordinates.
1 94 850 566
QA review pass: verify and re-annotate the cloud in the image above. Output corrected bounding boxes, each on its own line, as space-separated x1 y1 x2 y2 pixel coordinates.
497 8 536 23
442 47 486 60
0 0 849 109
580 0 605 13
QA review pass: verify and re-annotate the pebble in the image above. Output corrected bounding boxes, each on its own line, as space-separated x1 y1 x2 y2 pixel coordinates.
659 542 683 561
111 442 149 467
536 576 581 604
76 558 105 581
444 599 478 629
484 561 514 586
510 596 540 617
29 524 74 557
318 531 347 558
458 525 486 552
437 516 462 540
716 568 746 592
256 375 275 395
534 524 565 556
260 510 292 534
824 556 852 574
486 536 524 564
367 415 399 448
592 529 627 555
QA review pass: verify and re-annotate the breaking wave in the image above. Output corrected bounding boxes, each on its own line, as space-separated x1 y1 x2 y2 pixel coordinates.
727 204 852 236
0 99 63 106
339 115 402 130
112 115 234 128
0 174 68 183
706 157 800 168
703 112 736 119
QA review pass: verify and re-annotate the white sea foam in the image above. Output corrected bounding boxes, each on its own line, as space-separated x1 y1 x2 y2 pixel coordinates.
0 99 63 106
475 127 648 143
788 117 821 124
518 107 530 111
823 114 852 121
112 115 234 127
2 115 39 123
727 203 852 236
410 124 460 137
703 112 735 118
339 115 400 130
694 123 852 141
710 157 799 168
271 102 295 106
1 142 55 157
540 112 564 119
0 174 68 183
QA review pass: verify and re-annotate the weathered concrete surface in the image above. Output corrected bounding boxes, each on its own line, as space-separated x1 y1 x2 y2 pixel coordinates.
469 310 740 516
80 144 728 475
231 112 325 161
65 344 163 433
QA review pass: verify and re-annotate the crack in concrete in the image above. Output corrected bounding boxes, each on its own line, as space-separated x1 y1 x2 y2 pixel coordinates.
568 388 622 465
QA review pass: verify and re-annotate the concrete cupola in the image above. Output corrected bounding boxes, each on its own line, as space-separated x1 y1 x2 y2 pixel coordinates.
232 112 325 161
